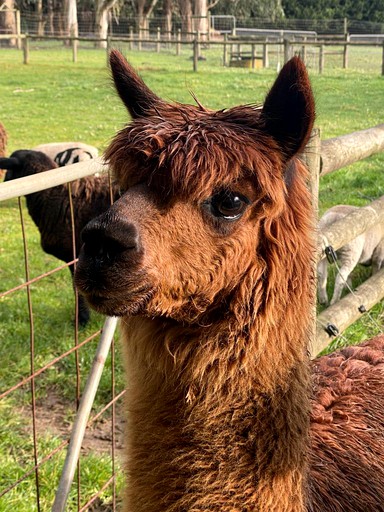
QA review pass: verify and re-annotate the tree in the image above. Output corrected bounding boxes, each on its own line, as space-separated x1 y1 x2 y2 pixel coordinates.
135 0 159 30
65 0 78 37
193 0 221 36
0 0 17 45
211 0 283 20
179 0 193 34
162 0 172 36
95 0 119 47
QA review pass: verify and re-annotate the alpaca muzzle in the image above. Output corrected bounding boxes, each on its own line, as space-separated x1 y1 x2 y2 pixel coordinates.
74 202 148 316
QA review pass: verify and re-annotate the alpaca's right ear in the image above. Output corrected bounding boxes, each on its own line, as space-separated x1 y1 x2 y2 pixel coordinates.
109 49 162 119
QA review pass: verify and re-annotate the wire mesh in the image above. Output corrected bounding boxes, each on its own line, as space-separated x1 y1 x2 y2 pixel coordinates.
0 166 124 511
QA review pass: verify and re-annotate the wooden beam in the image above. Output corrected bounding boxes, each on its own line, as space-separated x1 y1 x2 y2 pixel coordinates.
312 267 384 357
317 195 384 261
321 124 384 176
0 157 107 202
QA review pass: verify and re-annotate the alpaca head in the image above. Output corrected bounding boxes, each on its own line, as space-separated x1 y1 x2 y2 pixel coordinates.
0 150 57 182
75 50 315 326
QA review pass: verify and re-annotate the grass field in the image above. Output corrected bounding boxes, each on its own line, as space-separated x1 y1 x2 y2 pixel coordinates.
0 44 383 510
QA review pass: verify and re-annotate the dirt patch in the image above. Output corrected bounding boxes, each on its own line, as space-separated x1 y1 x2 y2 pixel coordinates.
22 390 125 456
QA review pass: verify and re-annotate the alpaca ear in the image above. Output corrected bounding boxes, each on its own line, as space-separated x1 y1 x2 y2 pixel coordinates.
0 157 18 181
0 157 18 170
261 56 315 161
109 49 162 118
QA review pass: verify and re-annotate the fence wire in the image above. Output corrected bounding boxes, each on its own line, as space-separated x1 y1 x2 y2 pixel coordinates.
0 164 123 511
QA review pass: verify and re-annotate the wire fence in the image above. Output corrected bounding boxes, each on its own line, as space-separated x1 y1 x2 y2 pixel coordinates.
2 12 383 38
0 159 124 511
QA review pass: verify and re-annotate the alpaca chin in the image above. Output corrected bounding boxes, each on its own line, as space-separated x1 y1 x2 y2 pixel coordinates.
84 287 154 317
75 258 155 317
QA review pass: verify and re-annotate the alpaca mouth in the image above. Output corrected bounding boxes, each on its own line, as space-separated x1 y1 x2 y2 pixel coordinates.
74 255 155 317
78 282 155 317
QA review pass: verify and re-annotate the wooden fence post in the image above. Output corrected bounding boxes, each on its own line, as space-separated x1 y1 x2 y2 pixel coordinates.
23 34 29 64
301 128 321 358
193 37 198 71
176 28 181 56
138 28 142 51
343 34 349 69
319 44 324 74
302 128 321 216
252 44 257 69
301 44 307 63
196 30 200 59
106 36 111 65
382 41 384 76
129 26 133 50
223 33 228 66
72 37 78 63
302 37 307 62
157 27 161 53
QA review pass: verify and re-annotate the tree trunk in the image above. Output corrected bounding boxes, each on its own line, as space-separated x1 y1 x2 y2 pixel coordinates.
36 0 45 36
193 0 207 37
179 0 192 38
0 0 16 46
69 0 78 37
95 0 118 48
136 0 159 33
162 0 172 39
65 0 78 38
47 0 55 36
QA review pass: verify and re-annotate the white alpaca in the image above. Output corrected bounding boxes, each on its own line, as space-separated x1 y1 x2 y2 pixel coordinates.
317 204 384 305
32 142 98 166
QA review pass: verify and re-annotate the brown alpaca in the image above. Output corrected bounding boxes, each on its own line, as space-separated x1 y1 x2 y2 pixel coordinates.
75 50 384 511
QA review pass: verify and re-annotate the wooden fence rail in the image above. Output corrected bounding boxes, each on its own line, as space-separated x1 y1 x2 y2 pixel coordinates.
309 124 384 355
321 124 384 175
1 32 384 74
314 268 384 355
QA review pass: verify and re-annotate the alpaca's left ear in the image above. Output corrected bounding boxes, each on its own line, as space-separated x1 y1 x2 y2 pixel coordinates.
109 49 162 118
261 57 315 161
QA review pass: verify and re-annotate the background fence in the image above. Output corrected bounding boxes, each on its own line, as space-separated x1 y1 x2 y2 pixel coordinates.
1 32 384 75
3 12 384 38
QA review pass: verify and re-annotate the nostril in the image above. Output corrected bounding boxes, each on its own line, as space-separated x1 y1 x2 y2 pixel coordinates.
81 217 140 260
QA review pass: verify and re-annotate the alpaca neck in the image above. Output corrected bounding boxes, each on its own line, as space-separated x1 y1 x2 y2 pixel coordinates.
121 313 311 512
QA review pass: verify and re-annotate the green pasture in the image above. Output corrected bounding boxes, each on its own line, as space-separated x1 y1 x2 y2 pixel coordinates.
0 45 383 510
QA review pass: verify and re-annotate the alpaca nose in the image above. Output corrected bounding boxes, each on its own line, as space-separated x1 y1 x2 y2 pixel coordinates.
81 213 140 262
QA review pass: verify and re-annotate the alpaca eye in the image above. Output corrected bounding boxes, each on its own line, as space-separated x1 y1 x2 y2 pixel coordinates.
208 191 250 220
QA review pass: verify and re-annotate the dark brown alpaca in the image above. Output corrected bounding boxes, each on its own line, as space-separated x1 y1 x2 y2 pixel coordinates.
75 50 384 511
